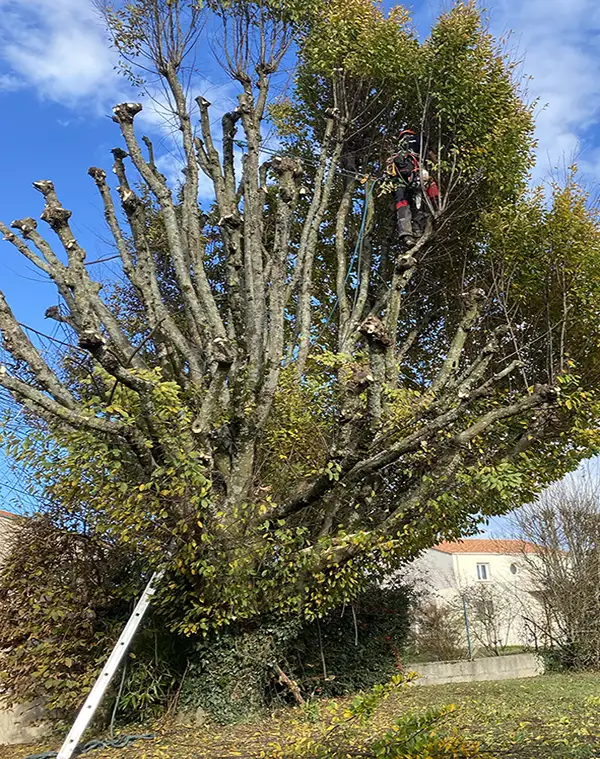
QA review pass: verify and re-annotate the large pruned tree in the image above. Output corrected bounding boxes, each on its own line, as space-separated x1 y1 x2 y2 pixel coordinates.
1 0 600 712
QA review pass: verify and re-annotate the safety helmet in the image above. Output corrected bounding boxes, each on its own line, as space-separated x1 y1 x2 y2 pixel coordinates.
398 128 416 138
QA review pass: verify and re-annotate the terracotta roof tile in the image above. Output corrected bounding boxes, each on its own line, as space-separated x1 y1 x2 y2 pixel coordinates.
433 538 537 555
0 509 17 520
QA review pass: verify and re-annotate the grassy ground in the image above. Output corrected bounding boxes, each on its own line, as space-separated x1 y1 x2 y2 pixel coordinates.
395 672 600 758
3 672 600 759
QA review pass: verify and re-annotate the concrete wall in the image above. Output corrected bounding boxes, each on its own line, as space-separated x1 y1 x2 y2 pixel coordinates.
0 700 50 745
407 652 543 686
0 513 50 745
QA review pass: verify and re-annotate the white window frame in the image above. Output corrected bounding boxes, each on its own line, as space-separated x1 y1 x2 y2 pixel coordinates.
476 562 490 581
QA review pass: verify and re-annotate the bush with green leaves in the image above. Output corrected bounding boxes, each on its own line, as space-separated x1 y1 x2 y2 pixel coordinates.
288 581 414 698
178 582 414 723
179 620 302 724
272 675 486 759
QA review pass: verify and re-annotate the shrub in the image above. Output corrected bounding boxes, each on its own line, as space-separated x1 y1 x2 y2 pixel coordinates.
180 621 302 724
410 600 467 662
180 583 415 723
287 581 414 697
270 674 487 758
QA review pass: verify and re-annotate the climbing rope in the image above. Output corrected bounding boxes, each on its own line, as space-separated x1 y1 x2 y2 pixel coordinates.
281 180 376 366
24 733 154 759
350 180 376 312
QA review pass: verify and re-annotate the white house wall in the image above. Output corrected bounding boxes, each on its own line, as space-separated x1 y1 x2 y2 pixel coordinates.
412 548 546 650
454 552 523 587
404 547 456 599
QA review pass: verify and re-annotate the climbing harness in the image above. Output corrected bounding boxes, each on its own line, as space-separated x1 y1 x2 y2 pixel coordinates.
385 150 420 186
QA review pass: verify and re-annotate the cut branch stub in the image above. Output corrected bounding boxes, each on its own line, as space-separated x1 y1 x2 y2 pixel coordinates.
534 384 558 404
11 218 38 237
117 186 140 211
32 180 55 196
111 148 129 160
269 156 303 177
78 328 106 353
111 148 130 187
464 287 486 310
88 167 107 185
347 364 374 393
112 103 143 124
212 337 235 366
45 305 74 327
40 205 72 230
360 315 393 347
217 214 242 229
395 253 417 272
33 181 73 232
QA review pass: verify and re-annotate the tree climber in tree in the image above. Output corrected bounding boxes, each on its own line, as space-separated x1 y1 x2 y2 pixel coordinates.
385 128 439 247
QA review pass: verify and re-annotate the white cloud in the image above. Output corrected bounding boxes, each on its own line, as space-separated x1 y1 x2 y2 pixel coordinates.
493 0 600 181
0 0 242 200
413 0 600 182
0 72 23 91
0 0 122 108
0 0 239 121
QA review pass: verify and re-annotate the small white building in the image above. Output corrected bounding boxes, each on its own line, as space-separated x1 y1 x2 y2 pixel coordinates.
409 538 545 650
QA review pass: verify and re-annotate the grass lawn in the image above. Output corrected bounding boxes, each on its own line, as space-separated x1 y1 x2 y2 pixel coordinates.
395 672 600 758
3 672 600 759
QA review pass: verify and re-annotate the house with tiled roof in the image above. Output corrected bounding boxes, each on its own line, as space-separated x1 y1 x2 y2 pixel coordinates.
409 538 545 650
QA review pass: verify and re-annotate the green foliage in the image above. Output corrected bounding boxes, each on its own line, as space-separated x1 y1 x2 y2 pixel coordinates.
259 365 333 500
274 676 484 759
298 0 417 82
177 583 413 723
284 0 534 209
422 3 534 203
483 175 600 391
114 626 189 720
0 511 191 719
289 582 414 698
180 621 301 724
0 515 136 713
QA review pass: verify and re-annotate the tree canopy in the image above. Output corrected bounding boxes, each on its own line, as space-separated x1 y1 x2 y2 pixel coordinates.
1 0 600 712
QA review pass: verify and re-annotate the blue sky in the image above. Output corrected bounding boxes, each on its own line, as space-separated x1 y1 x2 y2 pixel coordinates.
0 0 598 522
0 0 599 322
